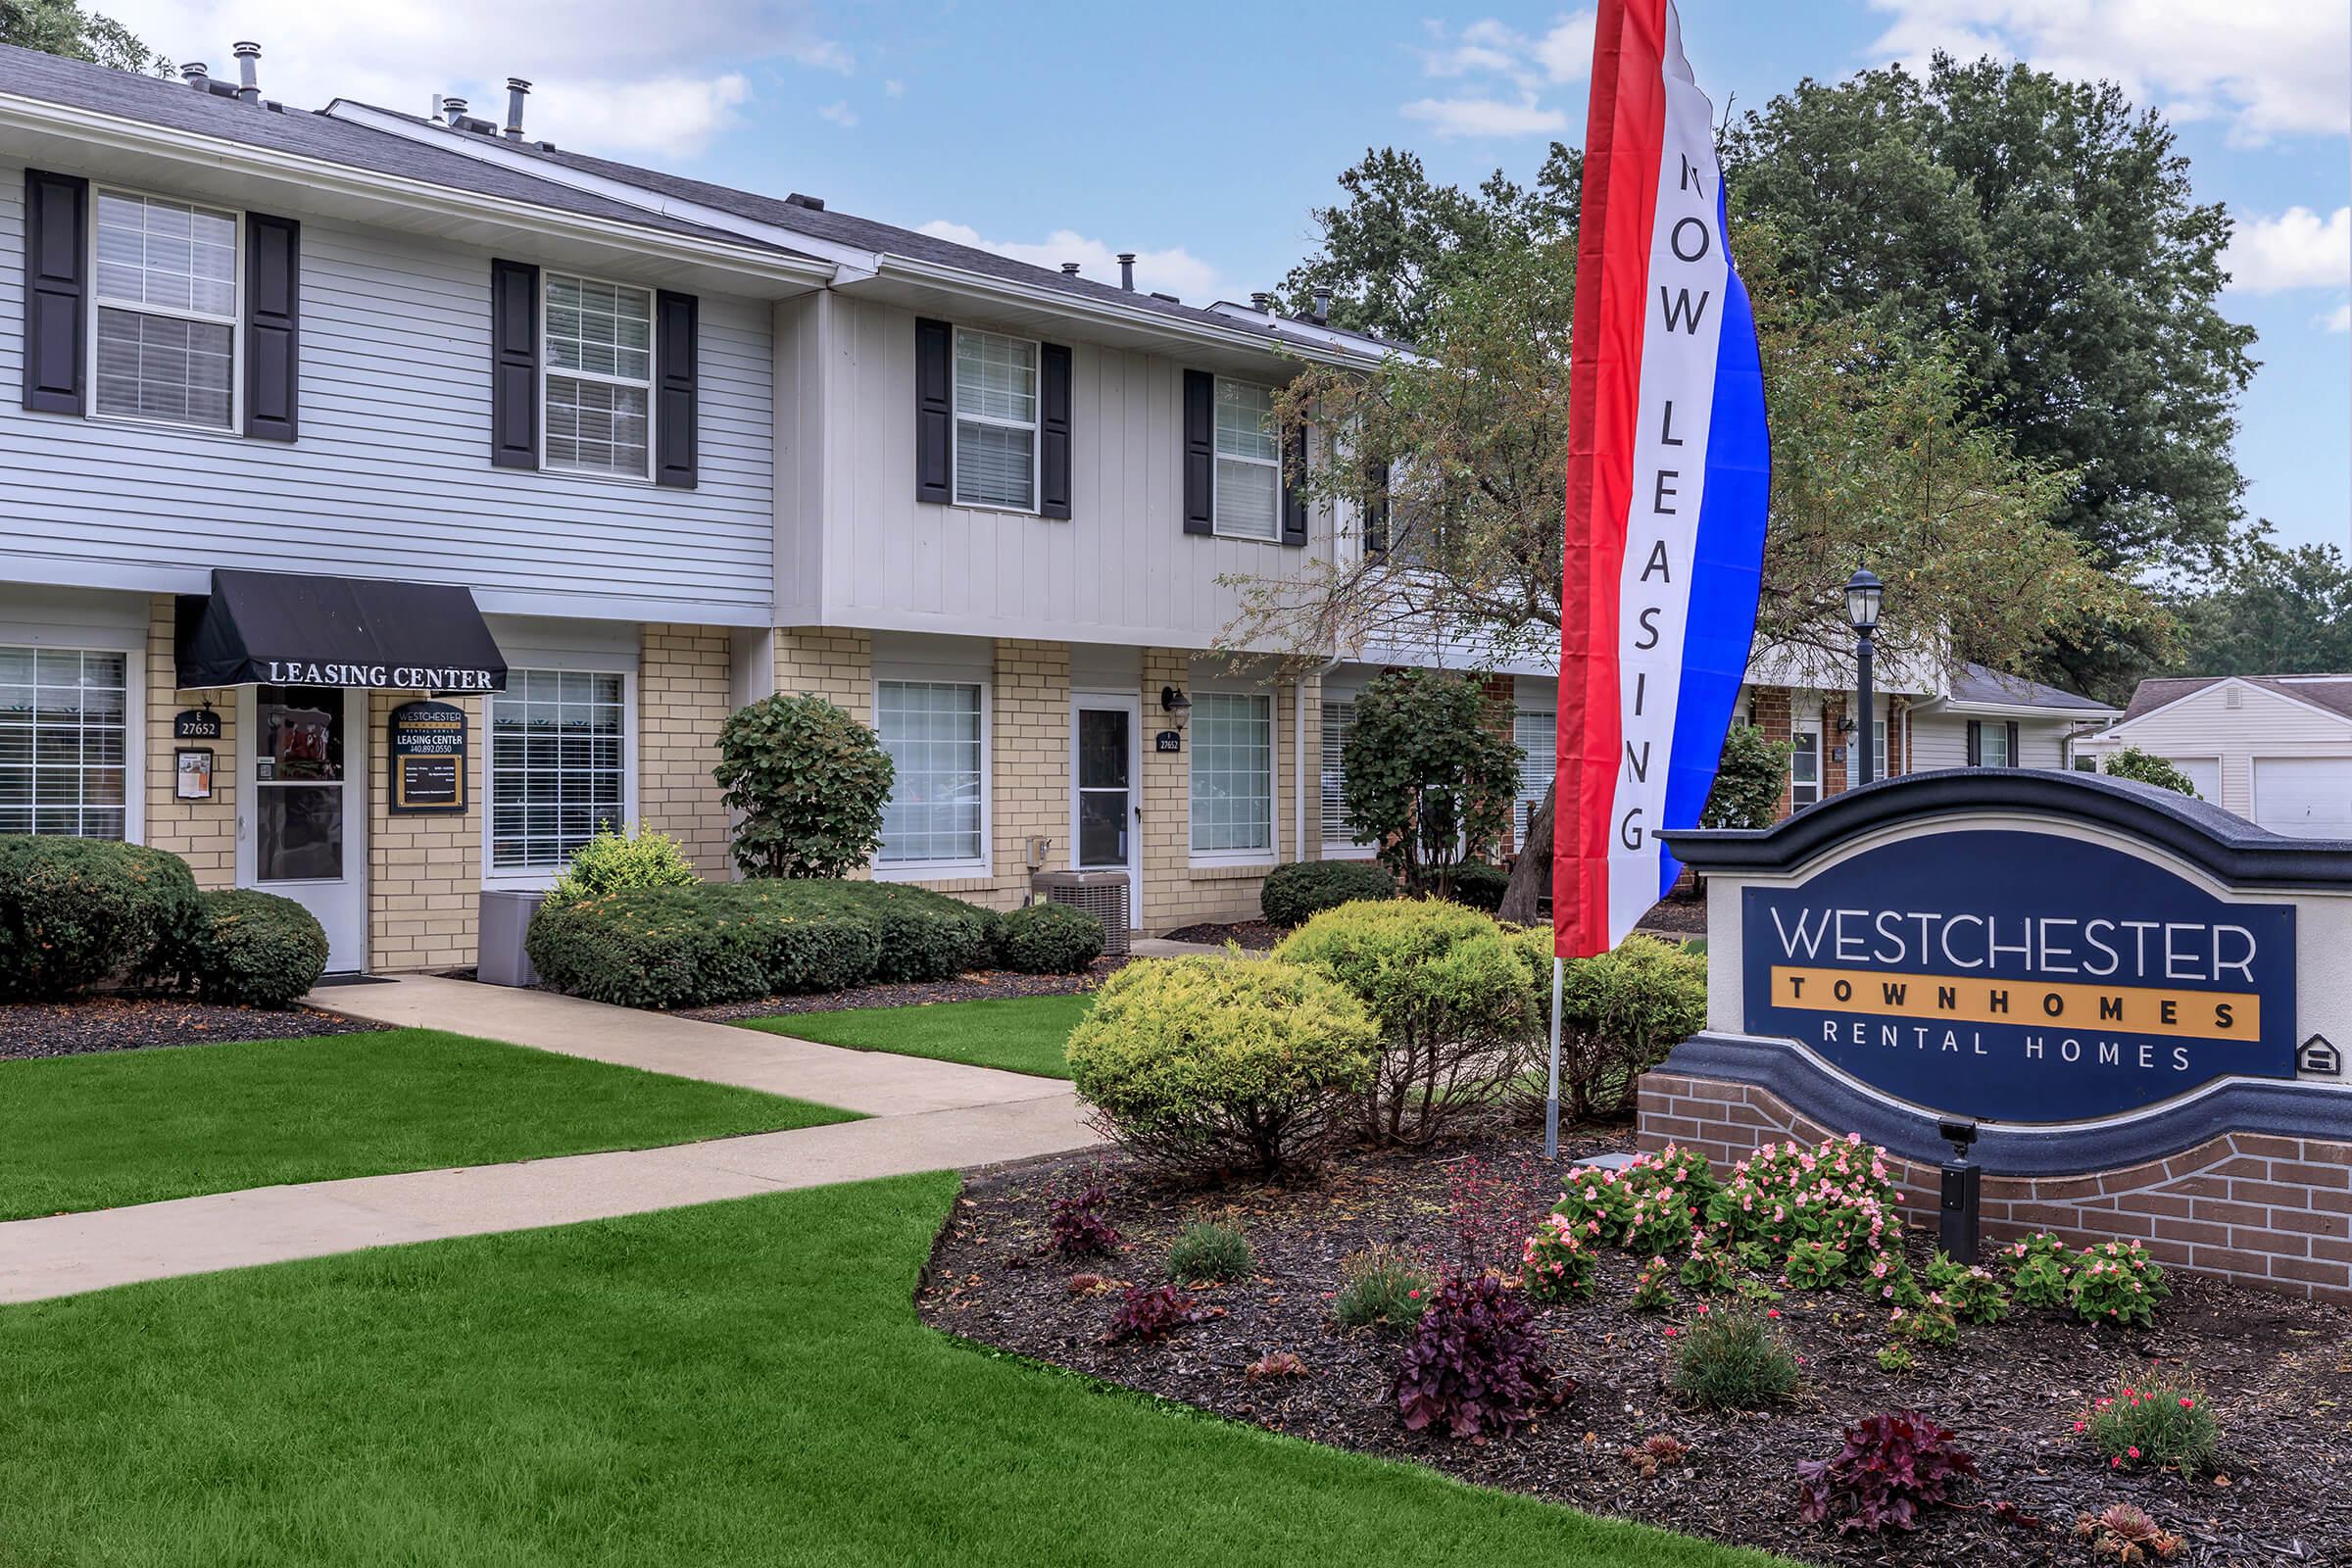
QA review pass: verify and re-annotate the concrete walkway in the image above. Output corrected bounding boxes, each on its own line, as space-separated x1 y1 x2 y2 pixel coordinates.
0 976 1102 1305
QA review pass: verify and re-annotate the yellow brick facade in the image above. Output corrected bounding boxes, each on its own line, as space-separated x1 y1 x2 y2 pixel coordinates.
639 625 733 878
1136 650 1315 930
367 688 483 973
142 596 238 890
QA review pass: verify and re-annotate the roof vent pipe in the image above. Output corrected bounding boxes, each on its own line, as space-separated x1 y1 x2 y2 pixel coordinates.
1312 287 1332 323
503 78 530 141
1250 291 1272 313
1060 262 1080 275
232 42 259 105
1117 253 1136 291
182 62 209 91
442 96 468 127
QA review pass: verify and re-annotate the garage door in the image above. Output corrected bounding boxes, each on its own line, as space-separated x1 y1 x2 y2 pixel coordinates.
2253 758 2352 838
2172 757 2222 803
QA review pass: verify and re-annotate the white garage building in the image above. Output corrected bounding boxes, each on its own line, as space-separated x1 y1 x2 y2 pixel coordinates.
2077 675 2352 838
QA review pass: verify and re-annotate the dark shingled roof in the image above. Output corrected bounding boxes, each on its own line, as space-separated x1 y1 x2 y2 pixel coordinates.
2122 674 2352 724
0 44 804 254
1948 661 2115 712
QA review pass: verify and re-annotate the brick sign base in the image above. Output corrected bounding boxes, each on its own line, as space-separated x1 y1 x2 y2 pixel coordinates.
1639 1068 2352 1302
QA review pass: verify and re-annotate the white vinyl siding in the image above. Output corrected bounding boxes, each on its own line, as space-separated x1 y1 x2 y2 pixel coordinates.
488 668 628 871
543 273 653 479
953 329 1038 512
0 646 129 838
1191 691 1274 857
1213 378 1279 541
91 189 237 432
1514 709 1554 841
877 679 986 866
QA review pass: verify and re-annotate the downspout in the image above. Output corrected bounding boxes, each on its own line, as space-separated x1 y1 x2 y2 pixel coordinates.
1296 654 1346 860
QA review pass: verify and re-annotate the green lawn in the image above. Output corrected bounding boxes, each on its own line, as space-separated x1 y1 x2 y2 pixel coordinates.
0 1029 854 1220
740 993 1094 1079
0 1174 1789 1567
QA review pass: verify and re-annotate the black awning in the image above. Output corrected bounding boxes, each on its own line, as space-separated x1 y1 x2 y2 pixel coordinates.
174 569 508 692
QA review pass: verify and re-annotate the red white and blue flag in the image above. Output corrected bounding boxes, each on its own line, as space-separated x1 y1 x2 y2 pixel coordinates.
1553 0 1770 958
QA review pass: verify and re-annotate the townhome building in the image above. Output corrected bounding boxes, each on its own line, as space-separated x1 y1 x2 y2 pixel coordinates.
1 43 2120 975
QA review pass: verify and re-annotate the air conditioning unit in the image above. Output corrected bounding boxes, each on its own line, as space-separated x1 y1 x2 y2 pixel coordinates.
1029 869 1131 957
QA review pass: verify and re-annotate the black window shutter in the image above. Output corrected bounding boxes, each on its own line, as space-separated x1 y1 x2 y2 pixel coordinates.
1039 341 1072 519
2005 720 2021 767
243 212 300 441
22 169 87 416
654 289 699 488
489 259 540 468
1965 720 1982 766
1280 420 1309 546
1364 460 1392 559
914 317 953 504
1181 368 1214 535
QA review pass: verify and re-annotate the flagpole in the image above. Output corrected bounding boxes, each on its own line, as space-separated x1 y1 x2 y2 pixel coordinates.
1544 956 1564 1159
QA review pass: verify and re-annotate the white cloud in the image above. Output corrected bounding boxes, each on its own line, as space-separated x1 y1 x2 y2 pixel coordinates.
816 99 858 128
98 0 848 156
1865 1 2351 143
914 221 1226 302
884 78 906 99
2226 206 2352 293
1404 12 1592 137
2324 301 2351 333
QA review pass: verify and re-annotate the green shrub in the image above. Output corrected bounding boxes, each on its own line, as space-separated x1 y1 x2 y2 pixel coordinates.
2066 1239 2169 1328
1701 723 1793 829
1520 1213 1596 1301
179 890 327 1008
713 694 893 878
1445 861 1509 912
1339 670 1521 894
1514 928 1708 1121
2081 1366 2220 1475
1668 1306 1799 1410
1333 1245 1432 1330
1260 859 1396 926
1166 1220 1253 1284
744 878 995 982
542 825 702 910
1064 956 1380 1179
0 836 199 1000
1275 899 1538 1145
2103 746 2200 799
997 901 1104 974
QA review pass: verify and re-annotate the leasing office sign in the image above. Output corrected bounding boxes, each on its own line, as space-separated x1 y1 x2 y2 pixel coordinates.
1741 830 2296 1122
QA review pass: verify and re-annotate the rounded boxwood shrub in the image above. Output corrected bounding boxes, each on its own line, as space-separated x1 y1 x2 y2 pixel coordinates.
1445 861 1509 912
1065 956 1380 1179
759 879 995 982
181 890 328 1008
0 835 199 1000
542 825 702 910
1509 927 1708 1120
526 888 733 1009
1260 858 1396 927
997 900 1104 974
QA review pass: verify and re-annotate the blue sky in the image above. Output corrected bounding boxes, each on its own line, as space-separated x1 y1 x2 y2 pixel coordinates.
128 0 2352 550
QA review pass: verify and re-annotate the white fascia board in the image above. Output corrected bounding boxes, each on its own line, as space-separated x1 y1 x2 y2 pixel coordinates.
326 100 879 278
1205 301 1429 366
1914 697 2122 721
0 93 831 290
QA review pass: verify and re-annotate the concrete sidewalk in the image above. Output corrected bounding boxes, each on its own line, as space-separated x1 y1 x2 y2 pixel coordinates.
0 974 1102 1305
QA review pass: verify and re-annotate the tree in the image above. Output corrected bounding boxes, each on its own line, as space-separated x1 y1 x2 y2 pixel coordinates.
711 694 893 878
0 0 172 74
1701 725 1792 830
1723 57 2256 589
1337 670 1521 899
2102 747 2200 799
2165 525 2352 676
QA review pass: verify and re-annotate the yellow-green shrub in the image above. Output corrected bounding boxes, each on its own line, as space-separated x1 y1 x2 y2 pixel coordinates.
1273 900 1538 1145
1064 956 1379 1179
1511 928 1707 1120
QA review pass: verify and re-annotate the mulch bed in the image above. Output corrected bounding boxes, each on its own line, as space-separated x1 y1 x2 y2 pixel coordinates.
1640 895 1710 935
0 997 374 1061
920 1124 2352 1566
1159 919 1285 951
681 959 1123 1023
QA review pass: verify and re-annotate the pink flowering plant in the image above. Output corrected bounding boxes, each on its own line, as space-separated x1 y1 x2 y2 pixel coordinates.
1889 1297 1959 1348
1865 1250 1929 1308
1549 1163 1636 1247
1630 1255 1678 1313
1925 1250 2010 1325
1679 1235 1741 1294
1519 1213 1598 1303
2080 1365 2220 1474
2067 1240 2169 1329
1706 1133 1904 1285
2001 1231 2075 1308
1784 1239 1848 1290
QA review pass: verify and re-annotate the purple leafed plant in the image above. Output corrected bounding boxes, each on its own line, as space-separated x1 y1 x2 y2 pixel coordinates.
1795 1410 1979 1535
1393 1272 1557 1441
1047 1164 1120 1257
1102 1284 1197 1346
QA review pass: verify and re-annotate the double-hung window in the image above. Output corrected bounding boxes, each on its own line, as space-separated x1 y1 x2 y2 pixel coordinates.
877 679 986 868
1513 709 1556 843
1873 718 1889 779
544 272 654 478
488 668 628 872
1320 699 1362 852
1979 723 2012 768
1213 379 1280 540
92 189 238 430
0 647 130 839
953 329 1039 511
1191 692 1274 857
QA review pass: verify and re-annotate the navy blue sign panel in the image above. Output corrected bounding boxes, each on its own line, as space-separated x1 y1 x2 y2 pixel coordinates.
1742 829 2295 1123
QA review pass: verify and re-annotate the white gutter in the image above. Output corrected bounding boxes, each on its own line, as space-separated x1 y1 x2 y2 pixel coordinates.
0 92 833 289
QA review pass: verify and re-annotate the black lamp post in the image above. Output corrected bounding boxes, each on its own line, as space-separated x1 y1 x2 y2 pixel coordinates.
1845 568 1884 787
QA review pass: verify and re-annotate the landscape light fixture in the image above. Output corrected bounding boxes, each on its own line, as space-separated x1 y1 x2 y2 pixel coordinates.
1936 1117 1983 1264
1846 566 1884 786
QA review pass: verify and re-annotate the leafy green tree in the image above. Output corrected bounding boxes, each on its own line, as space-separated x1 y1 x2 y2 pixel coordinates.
712 695 893 879
0 0 172 74
1701 725 1792 829
1337 670 1521 899
2166 525 2352 676
2102 747 2200 799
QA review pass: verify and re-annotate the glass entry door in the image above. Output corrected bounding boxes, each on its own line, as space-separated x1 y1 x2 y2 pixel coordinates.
241 684 368 972
1790 718 1823 809
1072 697 1140 925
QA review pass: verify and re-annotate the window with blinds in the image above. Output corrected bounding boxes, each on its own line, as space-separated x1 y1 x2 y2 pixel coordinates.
1213 378 1280 540
544 273 654 478
878 680 985 865
954 329 1039 511
93 189 238 430
488 669 627 870
1321 699 1359 849
0 647 129 839
1191 692 1273 856
1513 709 1555 843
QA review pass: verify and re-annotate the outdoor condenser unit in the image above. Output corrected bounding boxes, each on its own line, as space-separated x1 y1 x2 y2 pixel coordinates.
1028 869 1130 957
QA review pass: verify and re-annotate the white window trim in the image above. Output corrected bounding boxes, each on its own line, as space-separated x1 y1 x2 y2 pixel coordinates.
539 268 657 485
1189 687 1280 867
1212 375 1283 543
1319 695 1375 858
479 661 640 891
871 670 993 880
951 326 1043 516
85 183 243 438
0 631 144 844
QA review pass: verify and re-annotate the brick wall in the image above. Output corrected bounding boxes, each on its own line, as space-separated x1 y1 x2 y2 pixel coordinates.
368 690 482 972
967 639 1071 911
1748 686 1794 821
640 625 732 877
1138 650 1307 930
1639 1070 2352 1303
772 625 873 722
141 596 238 889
